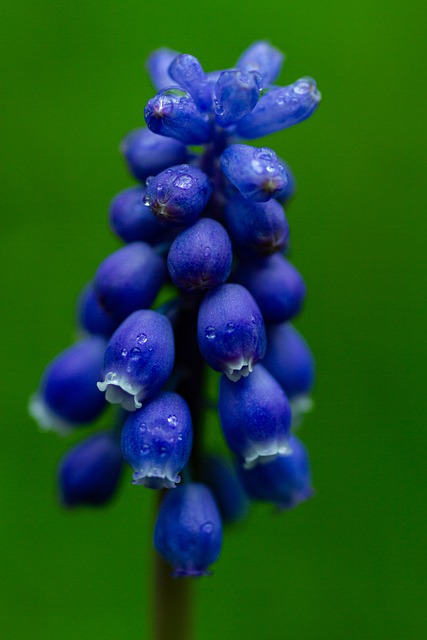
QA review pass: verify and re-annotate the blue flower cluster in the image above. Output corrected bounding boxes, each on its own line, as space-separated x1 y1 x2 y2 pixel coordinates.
30 41 320 578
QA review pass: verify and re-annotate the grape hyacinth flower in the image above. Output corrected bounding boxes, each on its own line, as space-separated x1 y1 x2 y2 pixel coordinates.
30 41 321 623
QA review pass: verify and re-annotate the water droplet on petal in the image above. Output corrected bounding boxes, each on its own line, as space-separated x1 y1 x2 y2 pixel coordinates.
136 333 148 345
143 195 152 207
174 175 193 189
167 414 178 427
205 326 216 340
204 246 211 258
201 522 213 534
141 444 150 453
226 322 235 333
121 348 128 357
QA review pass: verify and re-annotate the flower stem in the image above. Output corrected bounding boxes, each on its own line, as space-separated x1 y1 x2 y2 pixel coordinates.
152 546 194 640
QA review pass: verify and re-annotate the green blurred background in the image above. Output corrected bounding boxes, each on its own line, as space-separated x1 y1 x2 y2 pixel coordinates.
1 0 426 638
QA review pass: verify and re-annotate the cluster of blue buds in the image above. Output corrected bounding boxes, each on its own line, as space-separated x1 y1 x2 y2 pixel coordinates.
30 41 320 578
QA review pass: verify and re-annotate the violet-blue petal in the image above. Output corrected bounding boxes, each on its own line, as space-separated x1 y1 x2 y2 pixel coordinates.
275 159 296 204
219 364 292 466
94 242 166 323
224 192 290 257
109 187 167 245
121 391 192 489
213 70 262 127
237 78 321 139
144 89 214 145
154 483 222 577
197 283 266 381
59 431 123 507
120 128 188 182
220 144 288 202
167 218 232 292
237 434 314 510
146 47 179 91
77 282 119 338
169 54 212 111
263 323 315 399
144 164 212 226
234 254 306 323
200 455 249 524
97 310 175 411
29 336 107 433
236 41 284 87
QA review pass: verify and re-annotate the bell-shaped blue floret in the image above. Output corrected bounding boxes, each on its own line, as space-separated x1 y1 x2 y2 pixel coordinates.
29 336 107 434
218 364 292 467
97 310 175 411
58 431 123 507
144 164 212 226
213 70 262 127
224 193 290 258
220 144 288 202
234 254 306 323
120 128 188 183
200 455 249 524
145 89 214 145
236 41 284 87
146 47 179 91
94 242 166 323
237 434 314 510
237 78 321 139
121 391 192 489
169 54 212 112
108 187 167 245
167 218 232 292
263 323 315 399
77 283 119 338
197 283 266 381
154 483 222 577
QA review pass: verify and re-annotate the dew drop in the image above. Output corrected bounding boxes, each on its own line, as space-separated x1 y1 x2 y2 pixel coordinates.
226 322 235 333
167 414 178 427
204 246 211 258
205 326 216 340
141 444 150 453
136 333 148 345
121 348 128 357
130 347 141 358
143 195 152 207
146 176 153 185
251 315 256 324
174 175 193 190
201 522 213 534
139 423 147 434
294 80 311 95
159 446 168 457
177 434 183 441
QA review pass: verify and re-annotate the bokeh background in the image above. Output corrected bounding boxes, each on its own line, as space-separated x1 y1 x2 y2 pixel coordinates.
1 1 426 638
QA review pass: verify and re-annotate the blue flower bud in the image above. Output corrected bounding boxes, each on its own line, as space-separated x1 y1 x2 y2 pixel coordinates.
167 218 232 292
200 455 249 524
97 310 175 411
236 40 284 87
275 158 296 205
121 391 192 488
263 323 315 399
77 282 119 338
234 254 306 323
29 336 107 433
145 89 214 145
218 364 291 466
120 128 188 183
168 54 212 111
154 483 222 577
197 283 266 381
109 187 167 245
220 144 288 202
94 242 166 323
58 431 123 507
224 193 290 258
146 47 179 91
144 164 212 226
237 434 314 510
213 70 262 127
237 78 321 139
